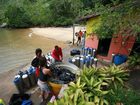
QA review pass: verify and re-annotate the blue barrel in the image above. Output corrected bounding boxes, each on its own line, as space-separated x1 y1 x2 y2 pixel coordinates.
28 67 37 87
84 47 88 56
80 58 85 69
87 55 91 66
81 47 85 55
22 74 31 91
88 48 93 55
85 59 90 68
114 54 127 65
86 55 91 61
13 75 24 94
90 57 94 66
87 54 91 58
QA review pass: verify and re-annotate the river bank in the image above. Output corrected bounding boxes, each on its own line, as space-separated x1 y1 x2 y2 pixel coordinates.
0 43 78 105
0 28 68 73
0 26 86 104
30 26 85 42
0 46 67 105
0 27 80 104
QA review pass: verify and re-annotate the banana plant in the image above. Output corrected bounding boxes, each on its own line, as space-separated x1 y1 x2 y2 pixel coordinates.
100 65 129 89
48 65 129 105
80 67 98 79
79 68 109 104
62 78 87 104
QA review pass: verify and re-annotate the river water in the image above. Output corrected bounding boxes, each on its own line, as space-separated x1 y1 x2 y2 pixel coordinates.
0 28 65 73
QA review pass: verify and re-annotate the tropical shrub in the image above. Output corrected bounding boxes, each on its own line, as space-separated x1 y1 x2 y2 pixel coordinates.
99 65 129 89
105 86 140 105
48 65 130 105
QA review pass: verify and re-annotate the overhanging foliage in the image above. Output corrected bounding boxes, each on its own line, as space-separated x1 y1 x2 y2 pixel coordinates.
93 0 140 39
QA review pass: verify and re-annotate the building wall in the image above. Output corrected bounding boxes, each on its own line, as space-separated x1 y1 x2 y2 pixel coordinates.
97 35 136 60
85 16 100 49
85 17 136 61
85 35 99 49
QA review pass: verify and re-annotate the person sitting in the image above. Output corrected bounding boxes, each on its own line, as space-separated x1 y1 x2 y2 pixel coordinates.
51 45 63 63
37 56 52 102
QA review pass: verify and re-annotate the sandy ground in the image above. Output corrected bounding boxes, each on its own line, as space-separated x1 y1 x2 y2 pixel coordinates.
0 25 140 104
0 44 79 105
0 27 85 104
30 26 86 42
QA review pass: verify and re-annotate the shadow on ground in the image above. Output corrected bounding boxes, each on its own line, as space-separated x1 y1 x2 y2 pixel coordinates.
128 69 140 91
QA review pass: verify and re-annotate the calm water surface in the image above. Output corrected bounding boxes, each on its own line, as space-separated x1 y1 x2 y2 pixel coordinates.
0 28 64 73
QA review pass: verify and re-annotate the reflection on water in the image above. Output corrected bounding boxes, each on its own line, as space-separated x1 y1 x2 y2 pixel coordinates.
0 28 65 73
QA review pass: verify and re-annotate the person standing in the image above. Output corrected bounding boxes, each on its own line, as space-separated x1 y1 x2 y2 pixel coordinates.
76 30 83 46
37 57 52 102
81 31 86 47
51 45 63 63
31 48 44 77
31 48 43 67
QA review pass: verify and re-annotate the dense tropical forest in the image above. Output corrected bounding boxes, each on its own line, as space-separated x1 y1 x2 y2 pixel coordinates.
0 0 140 39
0 0 105 27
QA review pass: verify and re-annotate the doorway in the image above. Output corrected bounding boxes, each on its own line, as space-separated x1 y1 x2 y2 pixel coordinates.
130 42 140 55
130 35 140 55
97 38 112 56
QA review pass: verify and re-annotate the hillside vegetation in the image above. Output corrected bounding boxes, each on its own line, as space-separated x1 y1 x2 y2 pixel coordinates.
0 0 139 41
0 0 130 28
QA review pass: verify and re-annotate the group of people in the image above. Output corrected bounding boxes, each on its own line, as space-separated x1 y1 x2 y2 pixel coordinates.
31 45 63 103
75 30 86 46
30 30 86 103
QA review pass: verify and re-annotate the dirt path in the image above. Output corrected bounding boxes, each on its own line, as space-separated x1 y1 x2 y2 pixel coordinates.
0 27 85 104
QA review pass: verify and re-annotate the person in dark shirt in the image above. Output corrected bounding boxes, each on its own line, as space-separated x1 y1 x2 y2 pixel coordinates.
76 30 83 46
31 48 43 67
31 48 45 77
37 56 52 102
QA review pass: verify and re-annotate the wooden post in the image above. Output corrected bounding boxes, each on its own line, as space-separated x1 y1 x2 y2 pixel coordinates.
73 24 75 45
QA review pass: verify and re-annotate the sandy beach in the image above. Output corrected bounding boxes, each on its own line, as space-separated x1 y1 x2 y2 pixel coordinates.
0 27 85 104
0 27 139 105
30 26 85 42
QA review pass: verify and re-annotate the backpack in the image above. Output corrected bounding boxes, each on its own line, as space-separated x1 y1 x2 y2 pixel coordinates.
9 94 31 105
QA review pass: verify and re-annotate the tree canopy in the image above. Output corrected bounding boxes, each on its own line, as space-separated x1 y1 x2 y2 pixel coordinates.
0 0 139 39
93 0 140 39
